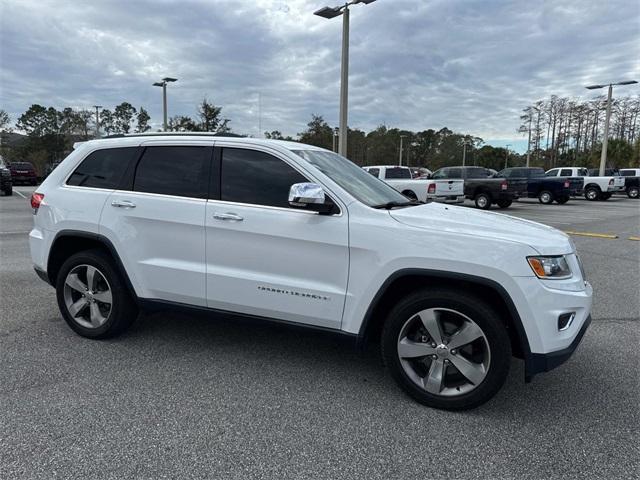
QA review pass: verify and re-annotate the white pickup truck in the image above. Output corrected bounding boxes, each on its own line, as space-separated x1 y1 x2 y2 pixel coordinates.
363 165 464 204
545 167 625 201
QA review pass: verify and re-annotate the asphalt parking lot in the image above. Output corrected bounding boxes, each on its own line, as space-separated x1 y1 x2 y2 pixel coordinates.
1 187 638 479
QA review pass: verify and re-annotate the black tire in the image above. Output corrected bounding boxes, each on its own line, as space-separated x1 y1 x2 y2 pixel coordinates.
55 249 138 339
3 186 12 196
403 190 418 201
497 199 512 208
538 191 553 204
599 193 612 201
627 187 639 199
584 186 601 201
556 196 569 204
474 192 492 210
381 288 511 410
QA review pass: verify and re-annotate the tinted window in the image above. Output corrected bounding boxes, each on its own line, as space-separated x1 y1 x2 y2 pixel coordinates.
367 168 380 178
134 146 209 198
67 148 136 189
619 169 637 177
560 169 573 176
447 168 463 179
464 167 487 179
431 168 448 179
221 148 307 208
529 168 545 177
385 167 412 179
545 169 559 177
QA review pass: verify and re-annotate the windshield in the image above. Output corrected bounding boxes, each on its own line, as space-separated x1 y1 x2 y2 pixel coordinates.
293 150 411 207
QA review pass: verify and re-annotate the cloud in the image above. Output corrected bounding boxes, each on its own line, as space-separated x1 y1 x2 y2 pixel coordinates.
1 0 638 147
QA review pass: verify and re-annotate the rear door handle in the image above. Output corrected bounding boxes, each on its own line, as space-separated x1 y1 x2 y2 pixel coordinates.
111 200 136 208
213 212 244 221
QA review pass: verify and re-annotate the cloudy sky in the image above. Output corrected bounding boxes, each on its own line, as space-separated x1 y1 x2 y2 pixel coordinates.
1 0 639 150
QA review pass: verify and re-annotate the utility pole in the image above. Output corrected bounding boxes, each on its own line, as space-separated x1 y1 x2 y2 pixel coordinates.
505 144 511 169
93 105 102 138
462 140 467 166
399 135 407 165
526 112 532 167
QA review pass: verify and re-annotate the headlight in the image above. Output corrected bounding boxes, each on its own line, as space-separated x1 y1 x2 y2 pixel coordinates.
527 256 572 279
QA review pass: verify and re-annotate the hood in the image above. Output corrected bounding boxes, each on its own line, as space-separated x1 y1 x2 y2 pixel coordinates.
389 203 573 255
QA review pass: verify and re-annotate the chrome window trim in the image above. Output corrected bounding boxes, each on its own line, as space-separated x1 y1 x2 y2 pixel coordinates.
206 198 343 217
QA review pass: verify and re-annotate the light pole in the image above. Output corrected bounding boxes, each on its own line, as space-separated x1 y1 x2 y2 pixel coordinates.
505 144 511 169
93 105 102 138
399 135 407 166
314 0 377 158
462 139 471 166
333 127 339 152
153 77 178 131
586 80 637 176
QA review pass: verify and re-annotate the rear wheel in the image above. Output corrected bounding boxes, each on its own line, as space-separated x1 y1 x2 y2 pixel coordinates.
474 193 492 210
584 187 600 201
627 187 639 199
556 196 569 204
55 249 138 339
3 185 11 196
496 199 512 209
403 190 418 201
538 191 553 204
381 288 511 410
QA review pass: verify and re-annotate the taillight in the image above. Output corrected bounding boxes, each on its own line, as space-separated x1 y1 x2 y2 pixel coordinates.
30 192 44 212
501 180 508 191
427 183 436 194
564 180 570 188
609 179 614 185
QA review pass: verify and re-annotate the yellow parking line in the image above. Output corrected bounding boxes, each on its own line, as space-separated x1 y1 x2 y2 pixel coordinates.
564 231 619 239
628 236 640 241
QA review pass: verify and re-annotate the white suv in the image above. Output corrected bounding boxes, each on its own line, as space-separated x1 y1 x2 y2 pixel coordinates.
30 134 592 410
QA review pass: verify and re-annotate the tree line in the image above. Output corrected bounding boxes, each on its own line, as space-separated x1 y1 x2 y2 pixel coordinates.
518 94 640 169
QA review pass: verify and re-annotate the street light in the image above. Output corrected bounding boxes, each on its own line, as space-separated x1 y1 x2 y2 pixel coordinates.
93 105 102 138
153 77 178 131
333 127 339 152
585 80 637 176
399 135 407 166
462 139 472 166
505 144 512 169
314 0 377 157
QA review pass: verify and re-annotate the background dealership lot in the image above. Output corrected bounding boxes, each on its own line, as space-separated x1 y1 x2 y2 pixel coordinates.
1 188 638 479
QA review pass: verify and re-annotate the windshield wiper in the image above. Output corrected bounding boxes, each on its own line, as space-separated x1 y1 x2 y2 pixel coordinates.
371 200 419 210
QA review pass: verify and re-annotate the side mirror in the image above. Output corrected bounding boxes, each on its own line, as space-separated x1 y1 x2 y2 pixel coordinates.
288 183 335 214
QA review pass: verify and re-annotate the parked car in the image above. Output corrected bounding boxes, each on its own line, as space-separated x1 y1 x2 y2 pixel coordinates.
30 134 593 410
542 167 584 196
618 168 640 199
431 166 528 209
0 157 13 196
363 165 464 204
498 167 571 204
545 167 625 201
8 161 38 185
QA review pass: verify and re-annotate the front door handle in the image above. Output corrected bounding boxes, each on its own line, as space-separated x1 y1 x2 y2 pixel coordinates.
111 200 136 208
213 212 244 221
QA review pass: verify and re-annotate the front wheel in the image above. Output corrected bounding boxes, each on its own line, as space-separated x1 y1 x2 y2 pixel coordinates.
627 187 639 199
381 289 511 410
3 186 12 196
497 199 512 208
538 191 553 204
55 249 138 339
474 193 492 210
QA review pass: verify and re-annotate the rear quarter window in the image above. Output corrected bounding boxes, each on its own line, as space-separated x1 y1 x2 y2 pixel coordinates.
67 147 138 189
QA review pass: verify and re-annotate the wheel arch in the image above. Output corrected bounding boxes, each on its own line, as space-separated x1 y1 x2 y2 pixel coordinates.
47 230 138 299
356 269 532 368
584 182 602 192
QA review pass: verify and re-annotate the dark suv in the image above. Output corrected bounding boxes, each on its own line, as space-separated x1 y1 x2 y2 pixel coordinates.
8 161 38 185
0 157 13 195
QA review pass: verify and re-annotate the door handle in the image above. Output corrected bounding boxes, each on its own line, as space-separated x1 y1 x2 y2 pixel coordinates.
111 200 136 208
213 212 244 221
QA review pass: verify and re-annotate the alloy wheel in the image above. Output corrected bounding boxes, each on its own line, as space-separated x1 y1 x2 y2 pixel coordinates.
63 264 112 329
396 308 490 396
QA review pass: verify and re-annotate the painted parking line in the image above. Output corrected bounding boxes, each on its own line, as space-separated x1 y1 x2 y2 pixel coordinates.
629 236 640 241
13 190 27 199
564 231 619 239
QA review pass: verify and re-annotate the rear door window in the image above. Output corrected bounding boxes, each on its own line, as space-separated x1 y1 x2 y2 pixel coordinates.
367 168 380 178
384 167 412 179
67 147 138 189
133 146 210 198
560 169 573 176
448 168 463 179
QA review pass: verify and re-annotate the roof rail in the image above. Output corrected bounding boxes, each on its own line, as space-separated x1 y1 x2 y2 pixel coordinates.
104 132 246 139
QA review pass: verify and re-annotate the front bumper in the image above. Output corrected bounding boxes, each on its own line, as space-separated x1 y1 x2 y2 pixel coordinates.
528 314 591 377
